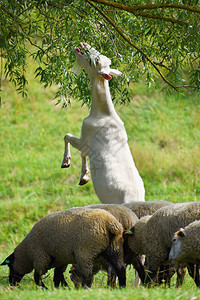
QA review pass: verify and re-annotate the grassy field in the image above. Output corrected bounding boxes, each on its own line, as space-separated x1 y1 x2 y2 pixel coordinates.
0 63 200 299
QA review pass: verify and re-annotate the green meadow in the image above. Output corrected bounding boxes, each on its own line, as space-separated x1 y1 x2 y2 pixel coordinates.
0 62 200 299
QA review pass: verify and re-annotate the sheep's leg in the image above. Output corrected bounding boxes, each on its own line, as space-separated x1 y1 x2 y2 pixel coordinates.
54 266 68 288
195 264 200 286
176 267 186 288
61 134 82 168
132 256 146 285
72 265 93 289
34 270 47 289
187 263 200 287
110 262 126 288
107 265 116 288
103 252 126 288
81 273 93 289
8 265 24 286
134 255 145 287
134 271 141 287
79 153 90 185
69 265 82 289
144 253 164 286
74 253 94 289
155 265 175 287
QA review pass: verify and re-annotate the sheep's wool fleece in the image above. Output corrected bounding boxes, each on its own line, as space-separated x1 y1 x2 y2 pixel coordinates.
144 202 200 249
13 207 123 274
124 200 173 218
86 204 138 229
178 220 200 260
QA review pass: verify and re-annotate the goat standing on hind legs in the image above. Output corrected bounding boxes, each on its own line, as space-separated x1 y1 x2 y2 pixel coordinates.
61 42 145 204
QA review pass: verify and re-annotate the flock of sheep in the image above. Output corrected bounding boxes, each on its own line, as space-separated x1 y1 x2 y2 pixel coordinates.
2 201 200 289
1 43 199 290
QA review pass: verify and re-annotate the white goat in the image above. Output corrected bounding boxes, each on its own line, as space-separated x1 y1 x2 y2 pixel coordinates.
61 43 145 204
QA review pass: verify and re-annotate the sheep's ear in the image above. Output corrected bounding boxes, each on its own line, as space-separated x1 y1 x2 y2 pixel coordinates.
177 229 186 238
110 69 122 77
123 228 134 237
1 253 15 266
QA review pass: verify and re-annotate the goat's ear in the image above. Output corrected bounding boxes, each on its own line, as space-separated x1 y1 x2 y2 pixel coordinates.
110 69 122 77
100 72 112 80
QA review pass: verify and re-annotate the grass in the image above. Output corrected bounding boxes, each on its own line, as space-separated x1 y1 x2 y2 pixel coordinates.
0 60 200 299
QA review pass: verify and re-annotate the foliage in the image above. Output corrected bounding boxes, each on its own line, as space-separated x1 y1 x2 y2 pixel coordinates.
0 0 200 105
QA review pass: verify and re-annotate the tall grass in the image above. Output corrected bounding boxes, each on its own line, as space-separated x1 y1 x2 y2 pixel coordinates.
0 61 200 298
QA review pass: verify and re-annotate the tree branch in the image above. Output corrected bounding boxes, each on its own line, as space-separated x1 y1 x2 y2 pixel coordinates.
89 0 200 14
153 61 172 71
133 12 187 25
176 85 200 89
88 0 189 25
86 0 179 91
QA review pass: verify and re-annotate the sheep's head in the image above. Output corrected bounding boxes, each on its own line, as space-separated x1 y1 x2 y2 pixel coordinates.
1 252 24 286
123 215 151 257
169 229 185 264
74 42 122 82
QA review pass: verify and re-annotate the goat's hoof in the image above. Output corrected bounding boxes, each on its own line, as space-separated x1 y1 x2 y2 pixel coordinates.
61 157 71 168
61 163 70 168
79 175 90 186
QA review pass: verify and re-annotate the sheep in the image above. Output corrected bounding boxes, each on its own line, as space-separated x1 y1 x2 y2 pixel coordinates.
123 200 173 218
124 202 200 286
124 215 185 287
68 204 143 288
1 207 126 289
123 200 175 285
169 220 200 286
169 220 200 265
61 42 145 204
86 204 138 230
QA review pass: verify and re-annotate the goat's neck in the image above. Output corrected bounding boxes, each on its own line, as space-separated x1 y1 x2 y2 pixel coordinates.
90 78 118 118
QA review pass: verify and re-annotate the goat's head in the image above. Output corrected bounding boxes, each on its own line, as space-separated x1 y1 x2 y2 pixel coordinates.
74 43 122 81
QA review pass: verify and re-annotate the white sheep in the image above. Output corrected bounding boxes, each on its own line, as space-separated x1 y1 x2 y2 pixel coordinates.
1 207 126 289
61 42 145 204
124 202 200 286
169 220 200 286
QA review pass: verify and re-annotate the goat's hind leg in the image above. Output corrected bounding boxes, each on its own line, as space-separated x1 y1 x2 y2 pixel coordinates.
61 134 83 169
79 153 90 185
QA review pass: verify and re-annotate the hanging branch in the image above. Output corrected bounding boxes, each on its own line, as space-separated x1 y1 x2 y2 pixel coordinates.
89 0 200 14
86 0 179 91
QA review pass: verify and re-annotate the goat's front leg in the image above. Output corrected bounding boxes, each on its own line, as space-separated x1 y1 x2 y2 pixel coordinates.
79 153 90 185
61 133 82 168
61 139 71 168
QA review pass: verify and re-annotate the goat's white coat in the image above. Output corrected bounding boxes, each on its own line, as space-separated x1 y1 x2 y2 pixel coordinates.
61 43 145 204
